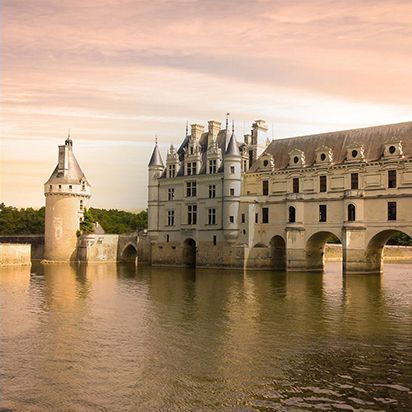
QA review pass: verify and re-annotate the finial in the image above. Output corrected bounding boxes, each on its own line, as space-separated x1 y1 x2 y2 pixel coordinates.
226 112 230 132
155 135 158 145
185 121 188 136
232 119 235 135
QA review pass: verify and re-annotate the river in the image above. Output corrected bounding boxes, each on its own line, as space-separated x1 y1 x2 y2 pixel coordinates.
1 262 411 411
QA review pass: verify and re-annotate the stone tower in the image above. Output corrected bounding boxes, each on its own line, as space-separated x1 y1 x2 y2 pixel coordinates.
223 130 241 243
147 141 164 242
44 135 91 261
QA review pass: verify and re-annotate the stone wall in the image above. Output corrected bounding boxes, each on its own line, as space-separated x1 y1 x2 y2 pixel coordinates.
0 235 44 259
324 244 412 263
0 244 31 266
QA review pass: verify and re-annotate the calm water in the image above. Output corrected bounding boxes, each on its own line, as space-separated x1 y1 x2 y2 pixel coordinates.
1 262 411 411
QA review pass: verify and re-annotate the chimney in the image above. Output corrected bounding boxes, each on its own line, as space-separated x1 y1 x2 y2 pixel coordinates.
208 120 221 145
191 124 204 141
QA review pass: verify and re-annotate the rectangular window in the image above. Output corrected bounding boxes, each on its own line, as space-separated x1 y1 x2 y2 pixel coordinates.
69 185 72 190
167 210 175 226
168 188 175 200
230 166 235 174
186 181 197 197
230 188 235 196
262 180 269 195
241 213 245 223
213 235 217 246
168 164 176 178
351 173 359 189
188 205 197 225
208 208 216 225
293 178 299 193
320 175 327 192
388 170 397 188
388 201 397 220
186 162 197 176
255 213 258 223
229 216 234 223
209 159 217 174
262 207 269 224
319 205 327 222
208 184 216 198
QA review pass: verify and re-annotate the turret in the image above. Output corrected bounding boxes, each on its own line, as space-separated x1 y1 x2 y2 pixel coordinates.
223 125 241 243
44 135 91 261
147 140 164 242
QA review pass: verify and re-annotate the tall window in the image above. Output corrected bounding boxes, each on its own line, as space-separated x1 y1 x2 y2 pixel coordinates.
348 204 356 221
188 205 197 225
289 206 296 223
208 208 216 225
255 213 258 223
168 164 176 178
241 213 245 223
293 178 299 193
388 170 397 188
262 207 269 224
168 188 175 200
186 181 197 197
230 188 235 196
213 235 217 246
230 166 235 174
262 180 269 195
208 184 216 198
388 201 397 220
186 162 197 176
209 159 217 174
351 173 359 189
229 216 234 223
167 210 175 226
319 205 327 222
320 175 327 192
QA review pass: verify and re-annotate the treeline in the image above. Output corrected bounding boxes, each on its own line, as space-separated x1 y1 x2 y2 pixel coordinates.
0 203 147 235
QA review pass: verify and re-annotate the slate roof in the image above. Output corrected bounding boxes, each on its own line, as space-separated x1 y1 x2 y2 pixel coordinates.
250 121 412 171
225 133 241 157
148 144 164 167
45 144 89 185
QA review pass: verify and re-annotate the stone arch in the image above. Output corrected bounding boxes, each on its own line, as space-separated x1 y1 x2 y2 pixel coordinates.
270 235 286 271
183 238 196 267
365 229 412 273
121 243 138 263
305 231 342 272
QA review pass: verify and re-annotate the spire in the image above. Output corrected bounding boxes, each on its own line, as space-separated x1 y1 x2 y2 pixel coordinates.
148 139 164 167
225 131 241 157
225 113 230 132
185 121 189 136
65 129 73 147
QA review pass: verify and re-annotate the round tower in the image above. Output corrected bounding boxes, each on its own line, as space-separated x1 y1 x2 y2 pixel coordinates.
147 141 165 242
223 129 242 243
44 135 91 261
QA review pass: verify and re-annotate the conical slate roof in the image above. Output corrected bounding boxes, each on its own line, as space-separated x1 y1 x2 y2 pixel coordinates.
45 142 89 185
225 133 241 157
148 144 164 167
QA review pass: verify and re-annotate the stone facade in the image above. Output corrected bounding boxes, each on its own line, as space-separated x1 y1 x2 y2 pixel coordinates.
148 120 412 274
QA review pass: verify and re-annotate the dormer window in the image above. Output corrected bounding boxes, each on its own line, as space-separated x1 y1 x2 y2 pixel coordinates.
259 153 274 171
186 162 197 176
168 164 176 178
288 149 305 168
189 146 194 155
315 146 333 165
382 141 404 159
209 160 217 174
346 145 365 163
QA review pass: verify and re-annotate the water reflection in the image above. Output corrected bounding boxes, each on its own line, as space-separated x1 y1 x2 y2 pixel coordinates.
0 262 411 411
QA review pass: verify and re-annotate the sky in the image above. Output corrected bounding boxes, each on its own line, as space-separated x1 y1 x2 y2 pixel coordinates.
1 0 411 210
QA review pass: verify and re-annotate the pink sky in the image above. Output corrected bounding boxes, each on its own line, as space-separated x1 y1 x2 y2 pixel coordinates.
1 0 411 209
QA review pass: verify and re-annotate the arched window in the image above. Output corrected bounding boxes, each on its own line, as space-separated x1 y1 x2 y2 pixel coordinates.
289 206 296 223
348 204 356 221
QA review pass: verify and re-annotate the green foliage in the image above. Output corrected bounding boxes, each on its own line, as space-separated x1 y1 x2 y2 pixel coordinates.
88 208 147 234
79 208 95 234
0 203 148 235
0 203 45 235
